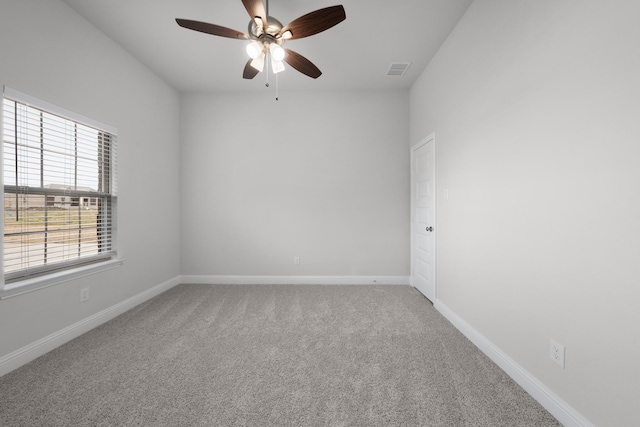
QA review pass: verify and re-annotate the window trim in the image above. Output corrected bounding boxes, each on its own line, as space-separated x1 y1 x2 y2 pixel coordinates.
0 258 123 299
1 86 119 294
3 87 118 136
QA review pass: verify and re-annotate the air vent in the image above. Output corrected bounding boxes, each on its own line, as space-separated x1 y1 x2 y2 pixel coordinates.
386 62 411 76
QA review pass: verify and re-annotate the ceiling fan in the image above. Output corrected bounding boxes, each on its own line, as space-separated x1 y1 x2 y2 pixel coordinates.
176 0 346 80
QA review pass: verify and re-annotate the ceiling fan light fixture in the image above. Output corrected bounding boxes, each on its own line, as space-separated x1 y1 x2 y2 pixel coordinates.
280 30 293 40
269 43 285 61
246 40 263 59
271 57 285 74
250 53 265 71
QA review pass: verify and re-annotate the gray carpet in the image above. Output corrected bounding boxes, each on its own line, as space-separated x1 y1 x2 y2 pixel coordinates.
0 284 561 426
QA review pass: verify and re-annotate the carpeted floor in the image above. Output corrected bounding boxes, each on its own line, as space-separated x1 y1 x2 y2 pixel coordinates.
0 284 561 426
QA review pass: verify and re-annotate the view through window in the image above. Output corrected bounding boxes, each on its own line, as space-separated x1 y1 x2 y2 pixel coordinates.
2 91 117 283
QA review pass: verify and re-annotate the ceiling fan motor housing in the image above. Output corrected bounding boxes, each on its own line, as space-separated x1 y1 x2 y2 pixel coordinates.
249 16 285 44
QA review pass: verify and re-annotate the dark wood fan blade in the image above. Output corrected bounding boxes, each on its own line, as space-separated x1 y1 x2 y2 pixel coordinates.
241 0 267 19
176 18 249 40
243 59 260 79
242 0 267 26
283 49 322 79
280 5 346 40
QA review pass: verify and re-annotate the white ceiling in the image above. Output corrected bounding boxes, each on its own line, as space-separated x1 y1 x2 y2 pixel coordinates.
61 0 473 93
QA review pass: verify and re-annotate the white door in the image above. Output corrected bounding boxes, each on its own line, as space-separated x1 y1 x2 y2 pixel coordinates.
411 134 436 302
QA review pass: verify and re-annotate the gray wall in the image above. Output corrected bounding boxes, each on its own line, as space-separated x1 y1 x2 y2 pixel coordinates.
410 0 640 425
180 90 410 278
0 1 181 358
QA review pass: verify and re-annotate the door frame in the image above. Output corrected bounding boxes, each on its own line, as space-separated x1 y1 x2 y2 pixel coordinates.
410 133 436 301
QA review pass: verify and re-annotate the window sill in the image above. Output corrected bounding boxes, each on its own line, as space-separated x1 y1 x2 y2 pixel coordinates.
0 258 123 300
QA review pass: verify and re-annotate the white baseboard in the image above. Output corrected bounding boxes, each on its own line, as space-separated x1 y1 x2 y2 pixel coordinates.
434 299 594 427
181 275 411 286
0 275 181 378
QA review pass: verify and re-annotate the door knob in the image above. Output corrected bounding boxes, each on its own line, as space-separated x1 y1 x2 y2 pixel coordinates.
425 226 433 232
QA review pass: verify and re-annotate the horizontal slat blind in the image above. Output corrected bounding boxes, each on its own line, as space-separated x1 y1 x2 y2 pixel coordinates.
3 91 117 282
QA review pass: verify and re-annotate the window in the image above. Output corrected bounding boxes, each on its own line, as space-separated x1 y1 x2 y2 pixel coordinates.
2 87 117 285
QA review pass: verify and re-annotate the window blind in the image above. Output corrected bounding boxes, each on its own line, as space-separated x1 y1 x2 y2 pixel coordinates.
2 88 117 283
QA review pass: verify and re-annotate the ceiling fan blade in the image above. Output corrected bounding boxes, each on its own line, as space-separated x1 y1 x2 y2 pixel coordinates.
283 49 322 79
241 0 267 27
243 59 260 79
176 18 249 40
280 5 346 40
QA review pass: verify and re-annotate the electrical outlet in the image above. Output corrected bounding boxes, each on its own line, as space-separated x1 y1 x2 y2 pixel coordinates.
549 339 565 368
294 256 300 265
80 287 90 303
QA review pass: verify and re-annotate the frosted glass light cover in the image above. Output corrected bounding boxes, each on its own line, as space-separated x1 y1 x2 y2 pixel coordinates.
269 43 285 61
246 41 262 59
271 58 285 74
250 53 265 71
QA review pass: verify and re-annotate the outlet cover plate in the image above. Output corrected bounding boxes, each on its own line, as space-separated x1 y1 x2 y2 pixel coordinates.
549 339 565 368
